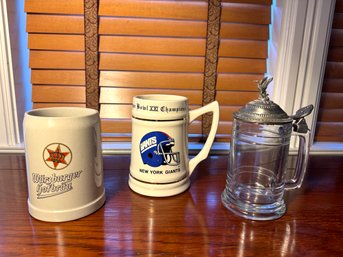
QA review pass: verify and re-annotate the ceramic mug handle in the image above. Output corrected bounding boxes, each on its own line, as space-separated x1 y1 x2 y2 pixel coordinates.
188 101 219 175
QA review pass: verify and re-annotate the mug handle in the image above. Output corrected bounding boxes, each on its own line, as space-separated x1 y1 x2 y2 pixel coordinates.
285 130 311 190
188 101 219 175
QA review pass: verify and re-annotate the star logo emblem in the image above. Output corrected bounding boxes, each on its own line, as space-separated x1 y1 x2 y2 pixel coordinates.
43 143 72 170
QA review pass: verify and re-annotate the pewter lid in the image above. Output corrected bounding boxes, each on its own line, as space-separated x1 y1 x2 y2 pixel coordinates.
233 77 293 124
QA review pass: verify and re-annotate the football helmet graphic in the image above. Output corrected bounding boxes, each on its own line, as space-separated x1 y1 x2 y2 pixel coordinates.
140 131 180 168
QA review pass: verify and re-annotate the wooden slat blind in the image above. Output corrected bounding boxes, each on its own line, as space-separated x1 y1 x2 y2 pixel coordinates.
26 0 86 111
215 0 270 140
315 0 343 142
97 0 208 141
25 0 271 142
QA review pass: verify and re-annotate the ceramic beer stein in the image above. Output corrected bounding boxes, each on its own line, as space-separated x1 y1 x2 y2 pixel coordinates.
129 94 219 197
23 107 106 222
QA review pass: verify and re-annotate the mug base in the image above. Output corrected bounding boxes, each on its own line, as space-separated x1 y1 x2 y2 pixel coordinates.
28 190 106 222
128 174 190 197
221 190 286 221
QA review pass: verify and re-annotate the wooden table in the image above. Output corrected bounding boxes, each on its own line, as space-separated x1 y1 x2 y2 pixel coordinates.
0 154 342 256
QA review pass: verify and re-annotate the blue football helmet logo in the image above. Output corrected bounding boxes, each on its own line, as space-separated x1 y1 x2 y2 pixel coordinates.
140 131 180 167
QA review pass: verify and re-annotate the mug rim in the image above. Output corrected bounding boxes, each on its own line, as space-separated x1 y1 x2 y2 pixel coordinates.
134 94 188 102
132 94 189 120
25 107 98 119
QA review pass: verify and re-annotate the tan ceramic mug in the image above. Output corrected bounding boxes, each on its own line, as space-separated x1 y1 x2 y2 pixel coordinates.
23 107 105 222
129 94 219 197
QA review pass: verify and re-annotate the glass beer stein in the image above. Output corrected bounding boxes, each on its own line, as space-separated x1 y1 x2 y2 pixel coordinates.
221 77 313 220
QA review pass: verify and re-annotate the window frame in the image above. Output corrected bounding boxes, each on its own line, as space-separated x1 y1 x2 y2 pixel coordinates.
0 0 341 154
0 0 20 150
269 0 341 154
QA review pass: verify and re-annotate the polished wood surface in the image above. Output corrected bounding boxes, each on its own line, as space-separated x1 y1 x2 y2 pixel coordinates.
0 154 342 256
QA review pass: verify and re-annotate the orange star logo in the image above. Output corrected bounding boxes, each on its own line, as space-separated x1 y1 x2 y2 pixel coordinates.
43 143 72 170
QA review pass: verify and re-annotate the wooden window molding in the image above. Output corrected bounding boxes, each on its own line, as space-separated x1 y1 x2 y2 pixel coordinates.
270 0 336 149
0 0 20 146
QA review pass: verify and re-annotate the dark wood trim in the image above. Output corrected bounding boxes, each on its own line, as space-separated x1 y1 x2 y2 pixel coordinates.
202 0 221 136
84 0 99 110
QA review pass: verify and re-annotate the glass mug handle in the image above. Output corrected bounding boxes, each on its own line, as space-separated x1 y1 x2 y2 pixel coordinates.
188 101 219 175
285 130 311 190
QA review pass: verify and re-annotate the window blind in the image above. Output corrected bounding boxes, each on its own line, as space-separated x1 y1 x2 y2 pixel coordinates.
98 0 208 141
25 0 272 142
315 0 343 142
216 0 270 141
26 0 86 109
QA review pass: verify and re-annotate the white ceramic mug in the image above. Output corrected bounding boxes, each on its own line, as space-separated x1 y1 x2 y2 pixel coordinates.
23 107 106 222
129 94 219 197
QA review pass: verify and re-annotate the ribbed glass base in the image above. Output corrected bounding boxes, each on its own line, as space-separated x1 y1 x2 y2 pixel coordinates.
221 189 286 221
